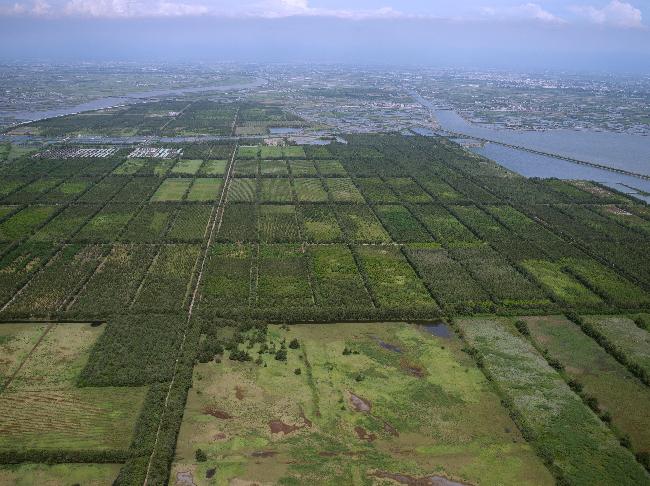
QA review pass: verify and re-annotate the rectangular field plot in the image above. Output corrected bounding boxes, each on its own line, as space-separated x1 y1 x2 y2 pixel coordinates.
259 146 284 159
298 204 343 242
187 178 223 202
283 146 306 158
136 158 175 178
256 244 313 308
77 176 129 204
131 244 200 313
38 179 93 203
0 205 57 242
583 315 650 379
199 243 253 310
121 204 175 242
410 205 480 247
308 245 372 308
235 159 259 177
418 177 464 202
228 178 257 202
386 177 432 203
293 178 327 202
354 177 398 203
237 145 260 159
0 242 55 307
70 244 157 314
522 260 604 307
0 322 146 455
167 205 211 242
260 160 288 176
171 323 552 486
525 315 650 456
405 246 492 311
325 178 365 203
562 258 650 308
171 159 203 175
218 204 257 242
336 205 390 243
5 244 105 315
0 464 121 486
450 246 550 308
259 178 293 203
73 204 136 242
288 159 317 176
111 177 162 204
3 178 62 204
458 317 648 486
199 159 228 176
357 246 436 310
258 205 301 242
316 159 347 176
32 204 99 242
150 178 192 202
374 205 430 242
113 158 145 175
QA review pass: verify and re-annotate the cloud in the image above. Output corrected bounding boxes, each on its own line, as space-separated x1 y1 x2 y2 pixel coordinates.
481 3 565 24
62 0 209 17
570 1 643 28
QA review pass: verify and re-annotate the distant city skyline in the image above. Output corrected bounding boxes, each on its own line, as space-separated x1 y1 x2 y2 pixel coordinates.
0 1 648 71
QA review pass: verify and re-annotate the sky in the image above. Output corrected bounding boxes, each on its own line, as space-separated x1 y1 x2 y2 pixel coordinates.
0 0 648 71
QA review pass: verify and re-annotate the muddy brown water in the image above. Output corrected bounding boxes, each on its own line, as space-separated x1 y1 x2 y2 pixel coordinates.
349 393 371 412
204 406 232 419
354 426 377 442
371 471 471 486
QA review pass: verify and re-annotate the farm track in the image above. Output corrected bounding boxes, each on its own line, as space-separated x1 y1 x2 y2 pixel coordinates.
142 134 239 486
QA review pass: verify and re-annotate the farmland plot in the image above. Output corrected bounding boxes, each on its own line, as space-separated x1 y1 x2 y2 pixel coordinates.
288 159 317 176
150 178 192 202
228 178 257 203
374 205 430 242
171 159 203 176
73 204 136 242
354 177 398 203
187 178 223 202
70 244 157 314
582 315 650 379
260 160 288 176
167 205 212 242
32 204 99 242
111 177 162 204
131 244 200 313
256 244 313 308
3 178 62 204
308 245 372 308
458 317 648 486
199 243 253 310
411 205 480 247
259 178 293 203
171 323 552 486
258 205 301 243
6 244 105 315
336 205 390 243
386 177 432 203
237 146 260 159
0 242 56 306
77 176 129 204
293 178 328 202
199 159 227 176
0 464 121 485
316 159 347 176
235 160 259 177
121 205 175 242
357 246 436 310
0 205 57 242
325 178 365 203
113 158 145 175
0 322 146 454
298 204 343 243
524 315 650 456
38 179 93 203
218 204 258 242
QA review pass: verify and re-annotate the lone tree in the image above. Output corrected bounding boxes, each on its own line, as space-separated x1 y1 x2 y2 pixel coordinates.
289 338 300 349
195 448 207 462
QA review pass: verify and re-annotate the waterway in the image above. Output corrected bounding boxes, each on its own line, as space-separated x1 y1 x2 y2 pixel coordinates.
412 92 650 202
2 77 267 126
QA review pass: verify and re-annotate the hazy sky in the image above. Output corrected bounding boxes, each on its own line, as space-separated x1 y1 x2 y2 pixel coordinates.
0 0 648 71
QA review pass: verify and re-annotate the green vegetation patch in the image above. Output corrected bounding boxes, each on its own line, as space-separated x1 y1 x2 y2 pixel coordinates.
228 178 257 202
200 159 228 176
293 178 328 202
260 160 288 176
374 205 430 243
288 159 317 176
357 246 436 310
525 315 650 456
171 322 552 486
336 205 390 243
187 178 223 202
325 178 365 203
258 205 301 243
256 244 313 308
171 159 203 175
0 463 121 486
150 178 192 202
522 260 603 307
458 317 649 486
74 204 135 242
0 205 57 241
298 204 343 243
259 178 293 203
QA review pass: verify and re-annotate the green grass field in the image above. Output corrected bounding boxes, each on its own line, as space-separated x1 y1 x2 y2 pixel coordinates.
171 159 203 175
187 178 223 201
0 463 121 486
171 322 553 486
151 178 192 202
